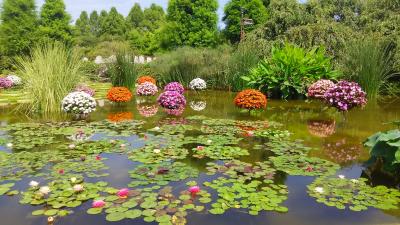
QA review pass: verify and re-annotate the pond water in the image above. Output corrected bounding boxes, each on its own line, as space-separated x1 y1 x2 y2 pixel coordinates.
0 91 400 225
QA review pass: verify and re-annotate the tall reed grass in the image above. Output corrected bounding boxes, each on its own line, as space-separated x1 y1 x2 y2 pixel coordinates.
108 52 138 91
16 43 84 115
343 37 398 99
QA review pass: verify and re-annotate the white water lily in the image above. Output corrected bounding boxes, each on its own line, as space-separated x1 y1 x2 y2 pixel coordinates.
29 181 39 188
207 140 212 144
338 175 346 179
70 177 77 183
351 179 359 183
154 126 160 131
6 143 13 148
153 149 161 154
120 144 126 148
73 184 84 192
314 187 324 194
39 186 51 195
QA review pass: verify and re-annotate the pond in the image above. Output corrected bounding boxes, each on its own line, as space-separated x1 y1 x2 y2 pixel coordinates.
0 90 400 225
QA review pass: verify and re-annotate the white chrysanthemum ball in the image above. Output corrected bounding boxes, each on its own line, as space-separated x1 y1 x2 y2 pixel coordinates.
189 78 207 90
62 91 97 115
6 75 22 86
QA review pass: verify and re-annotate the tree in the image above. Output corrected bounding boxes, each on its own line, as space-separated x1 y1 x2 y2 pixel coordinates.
223 0 268 43
100 7 127 37
75 11 90 36
89 11 100 36
38 0 73 45
98 10 108 35
142 3 165 31
0 0 38 69
163 0 219 48
127 3 144 29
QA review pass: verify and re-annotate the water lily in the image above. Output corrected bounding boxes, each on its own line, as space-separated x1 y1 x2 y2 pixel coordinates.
154 126 160 131
305 165 314 172
95 155 102 160
68 144 76 149
314 187 324 194
351 179 359 183
92 200 105 208
6 143 13 148
153 149 161 154
47 216 54 225
39 186 51 195
196 146 204 151
29 181 39 188
70 177 77 183
110 139 116 144
120 144 126 148
338 175 345 179
73 184 84 192
58 169 64 174
207 140 212 144
189 186 200 197
117 188 129 199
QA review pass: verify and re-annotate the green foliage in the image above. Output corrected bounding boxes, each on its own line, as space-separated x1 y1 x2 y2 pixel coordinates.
108 52 138 90
223 0 268 43
242 43 339 99
162 0 219 48
126 3 144 28
89 11 101 36
75 11 91 36
38 0 73 45
342 36 398 99
100 7 127 37
0 0 38 70
15 43 84 114
364 129 400 172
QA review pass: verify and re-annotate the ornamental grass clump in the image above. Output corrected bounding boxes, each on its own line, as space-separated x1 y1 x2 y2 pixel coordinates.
234 89 267 110
189 78 207 90
136 82 158 96
137 76 156 85
157 91 186 109
308 79 335 99
324 80 367 111
61 92 97 115
107 87 133 103
0 77 13 89
164 82 185 94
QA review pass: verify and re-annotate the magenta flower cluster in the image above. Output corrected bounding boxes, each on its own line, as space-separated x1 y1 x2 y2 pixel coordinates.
75 85 95 97
157 91 186 109
308 79 335 99
324 80 367 111
136 82 158 96
164 82 185 94
0 77 13 89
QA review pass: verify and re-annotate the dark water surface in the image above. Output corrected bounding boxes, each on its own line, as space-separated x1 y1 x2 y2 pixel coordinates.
1 91 400 225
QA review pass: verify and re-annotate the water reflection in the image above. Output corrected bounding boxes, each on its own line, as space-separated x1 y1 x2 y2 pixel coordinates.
323 138 362 164
190 101 207 111
307 119 336 137
107 112 133 122
164 105 185 116
137 103 158 118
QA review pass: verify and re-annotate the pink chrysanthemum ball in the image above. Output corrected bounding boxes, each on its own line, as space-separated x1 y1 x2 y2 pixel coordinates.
164 82 185 94
324 80 367 111
136 82 158 96
157 91 186 109
308 79 335 99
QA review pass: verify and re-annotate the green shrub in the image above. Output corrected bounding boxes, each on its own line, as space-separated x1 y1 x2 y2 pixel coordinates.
108 52 138 90
242 43 340 99
342 37 398 99
15 43 84 114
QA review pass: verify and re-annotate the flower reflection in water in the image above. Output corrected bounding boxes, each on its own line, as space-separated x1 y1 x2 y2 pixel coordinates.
164 105 185 116
137 103 159 117
190 101 207 111
307 119 336 138
323 138 362 164
107 112 133 122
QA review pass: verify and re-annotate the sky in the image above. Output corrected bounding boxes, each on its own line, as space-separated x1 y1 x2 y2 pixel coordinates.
0 0 230 26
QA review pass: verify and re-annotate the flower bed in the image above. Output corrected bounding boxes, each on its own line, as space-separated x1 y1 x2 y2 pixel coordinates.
75 85 95 97
0 77 13 89
189 78 207 90
136 82 158 96
164 82 185 94
324 81 367 111
137 76 156 85
308 79 335 99
6 75 22 86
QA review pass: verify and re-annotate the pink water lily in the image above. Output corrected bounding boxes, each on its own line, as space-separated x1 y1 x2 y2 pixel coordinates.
92 200 105 208
117 188 129 199
196 146 204 151
96 155 102 160
189 186 200 197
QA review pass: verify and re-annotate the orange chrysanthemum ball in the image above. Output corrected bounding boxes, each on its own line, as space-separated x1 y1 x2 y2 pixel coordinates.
234 89 267 110
107 87 133 103
137 76 156 85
